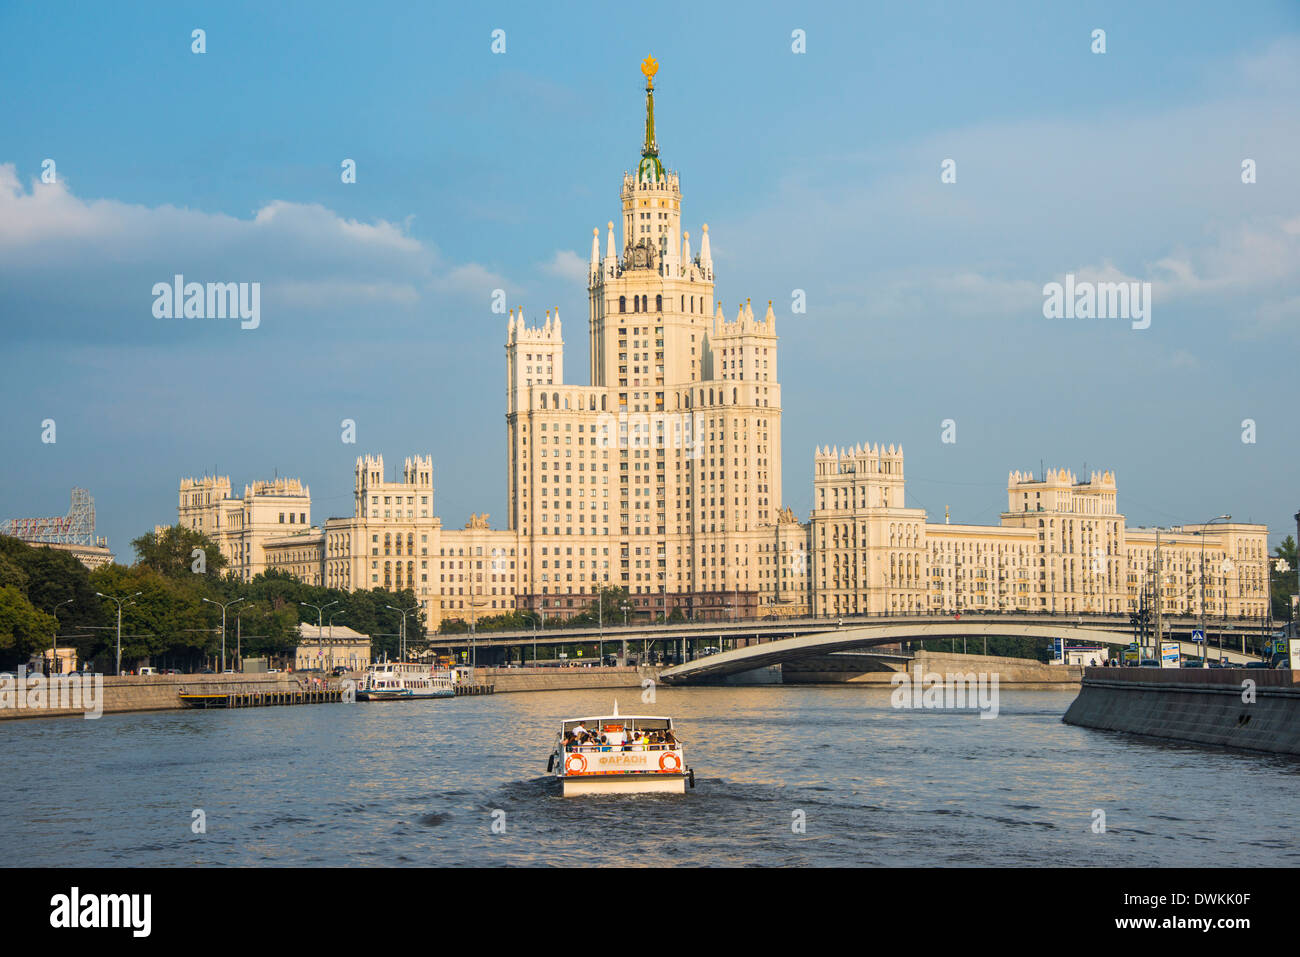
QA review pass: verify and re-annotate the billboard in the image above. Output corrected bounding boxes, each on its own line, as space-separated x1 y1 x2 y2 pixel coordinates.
1159 642 1181 668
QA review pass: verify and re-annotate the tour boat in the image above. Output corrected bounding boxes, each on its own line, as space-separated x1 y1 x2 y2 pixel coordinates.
356 660 454 700
547 702 694 796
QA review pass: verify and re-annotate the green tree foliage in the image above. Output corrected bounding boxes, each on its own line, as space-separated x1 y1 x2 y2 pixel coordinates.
88 563 211 669
0 535 107 667
0 585 55 661
1272 536 1298 623
131 525 229 579
439 611 533 634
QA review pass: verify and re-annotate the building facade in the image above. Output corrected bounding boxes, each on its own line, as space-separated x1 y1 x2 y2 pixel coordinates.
175 58 1271 632
176 476 311 581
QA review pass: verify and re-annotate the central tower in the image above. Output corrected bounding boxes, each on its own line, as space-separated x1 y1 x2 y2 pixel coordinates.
507 57 782 622
587 55 716 406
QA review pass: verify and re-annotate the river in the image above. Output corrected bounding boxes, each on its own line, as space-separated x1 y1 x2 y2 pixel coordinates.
1 686 1295 866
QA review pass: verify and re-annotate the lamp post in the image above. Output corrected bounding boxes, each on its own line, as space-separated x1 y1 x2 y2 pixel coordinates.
1198 515 1231 667
97 591 141 676
52 598 73 675
385 603 417 662
301 600 338 669
1269 557 1291 638
328 611 346 671
203 596 245 673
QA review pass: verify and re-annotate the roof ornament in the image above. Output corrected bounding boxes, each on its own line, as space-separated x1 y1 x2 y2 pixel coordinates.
638 55 664 182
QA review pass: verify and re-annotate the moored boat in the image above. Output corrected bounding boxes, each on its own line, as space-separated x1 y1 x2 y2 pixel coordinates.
547 703 694 796
356 660 454 700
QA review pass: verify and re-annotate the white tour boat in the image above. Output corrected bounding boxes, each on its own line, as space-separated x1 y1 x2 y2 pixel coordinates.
547 703 694 796
357 660 454 700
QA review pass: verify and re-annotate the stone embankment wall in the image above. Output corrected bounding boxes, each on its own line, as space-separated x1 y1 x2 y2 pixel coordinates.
782 650 1080 685
474 665 662 694
1063 667 1300 755
0 673 308 721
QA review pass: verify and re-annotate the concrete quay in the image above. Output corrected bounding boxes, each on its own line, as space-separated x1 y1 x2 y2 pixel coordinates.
471 665 663 694
0 672 319 721
782 650 1081 686
1063 666 1300 755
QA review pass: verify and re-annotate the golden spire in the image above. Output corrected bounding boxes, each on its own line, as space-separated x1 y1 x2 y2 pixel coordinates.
641 55 658 89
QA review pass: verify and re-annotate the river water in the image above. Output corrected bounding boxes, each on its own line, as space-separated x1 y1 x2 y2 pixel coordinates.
1 686 1295 866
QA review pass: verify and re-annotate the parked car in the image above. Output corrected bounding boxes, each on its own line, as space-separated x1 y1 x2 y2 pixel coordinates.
138 667 157 676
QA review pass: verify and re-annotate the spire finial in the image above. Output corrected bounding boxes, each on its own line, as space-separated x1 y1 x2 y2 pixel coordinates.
637 56 664 182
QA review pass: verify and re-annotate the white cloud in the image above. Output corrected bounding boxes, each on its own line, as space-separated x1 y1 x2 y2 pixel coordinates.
0 164 510 339
717 40 1300 340
541 249 588 283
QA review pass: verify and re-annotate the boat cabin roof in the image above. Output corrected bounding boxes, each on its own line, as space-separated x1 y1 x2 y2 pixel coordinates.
562 715 673 732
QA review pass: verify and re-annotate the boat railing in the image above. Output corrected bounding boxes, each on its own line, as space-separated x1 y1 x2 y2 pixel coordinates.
565 742 682 753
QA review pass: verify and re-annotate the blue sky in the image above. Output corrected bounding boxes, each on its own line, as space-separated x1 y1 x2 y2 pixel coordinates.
2 0 1298 559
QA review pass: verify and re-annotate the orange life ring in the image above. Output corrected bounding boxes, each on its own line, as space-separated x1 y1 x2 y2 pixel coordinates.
565 752 587 774
659 751 681 773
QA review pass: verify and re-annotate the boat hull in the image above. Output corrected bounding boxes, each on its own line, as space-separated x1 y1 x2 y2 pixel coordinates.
561 773 688 797
357 689 454 701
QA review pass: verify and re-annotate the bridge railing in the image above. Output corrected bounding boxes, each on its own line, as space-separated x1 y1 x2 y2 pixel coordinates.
430 608 1275 645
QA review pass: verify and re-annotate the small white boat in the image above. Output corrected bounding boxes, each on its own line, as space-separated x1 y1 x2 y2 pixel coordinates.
547 702 694 796
357 660 454 700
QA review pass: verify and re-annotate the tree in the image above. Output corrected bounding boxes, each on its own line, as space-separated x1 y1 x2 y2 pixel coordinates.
0 585 55 664
0 535 107 667
86 563 209 669
131 525 229 579
1272 536 1298 623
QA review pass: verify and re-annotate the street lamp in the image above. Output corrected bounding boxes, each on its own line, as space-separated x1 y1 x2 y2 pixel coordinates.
1269 557 1292 636
203 596 245 672
97 591 141 676
51 598 73 675
1197 515 1231 667
385 603 417 662
328 611 346 671
301 600 338 669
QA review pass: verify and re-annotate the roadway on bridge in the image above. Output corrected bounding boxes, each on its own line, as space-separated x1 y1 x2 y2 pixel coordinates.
657 621 1255 683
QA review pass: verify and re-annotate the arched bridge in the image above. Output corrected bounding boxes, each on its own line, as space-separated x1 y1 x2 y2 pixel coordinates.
658 621 1256 684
